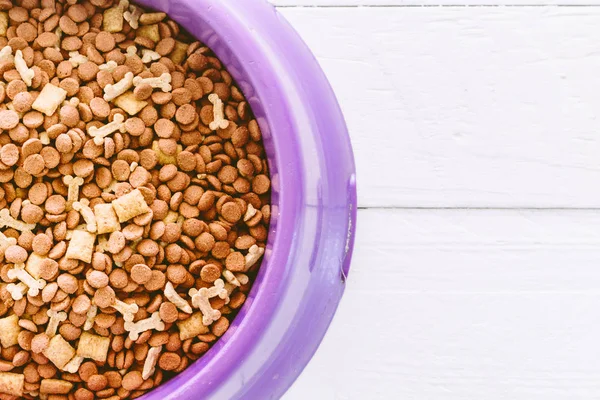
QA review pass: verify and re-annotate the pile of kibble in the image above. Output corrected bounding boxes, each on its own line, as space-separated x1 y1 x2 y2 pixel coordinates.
0 0 270 398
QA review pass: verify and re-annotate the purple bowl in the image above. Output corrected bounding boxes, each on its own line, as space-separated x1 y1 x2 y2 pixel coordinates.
135 0 357 398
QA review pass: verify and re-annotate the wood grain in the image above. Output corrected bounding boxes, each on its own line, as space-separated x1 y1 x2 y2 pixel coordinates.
278 7 600 208
285 208 600 399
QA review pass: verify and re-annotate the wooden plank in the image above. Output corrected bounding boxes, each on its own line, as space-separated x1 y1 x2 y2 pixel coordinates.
285 208 600 399
278 7 600 208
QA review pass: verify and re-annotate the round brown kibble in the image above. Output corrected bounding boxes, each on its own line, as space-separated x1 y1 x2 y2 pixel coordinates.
93 286 115 308
32 234 52 255
90 97 110 119
145 270 166 291
111 159 130 181
130 264 152 284
72 295 91 314
59 105 80 128
87 270 109 289
162 223 181 243
13 92 33 113
188 53 208 71
23 154 45 175
55 133 73 153
159 302 178 323
195 232 215 252
95 31 116 53
252 174 271 194
156 37 176 56
122 371 143 391
109 268 129 289
226 252 246 272
57 274 78 294
87 374 108 391
0 143 19 166
78 62 99 82
39 258 59 280
200 264 221 283
155 118 175 138
125 117 145 136
6 245 28 264
134 83 153 101
158 352 181 371
31 333 49 354
45 195 66 215
221 202 242 223
73 159 94 177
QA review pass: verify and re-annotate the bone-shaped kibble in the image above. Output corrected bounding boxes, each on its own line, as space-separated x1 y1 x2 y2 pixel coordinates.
244 204 257 222
0 231 17 257
208 93 229 131
63 355 84 373
99 60 118 73
14 50 34 87
222 270 241 287
103 72 134 102
188 289 221 326
83 305 97 331
164 282 192 314
235 273 249 286
111 299 138 323
63 175 84 210
132 73 172 93
46 309 67 337
0 45 13 62
7 263 46 297
0 209 35 232
88 113 126 145
124 5 142 30
6 282 27 301
68 51 88 68
126 46 137 58
245 245 265 270
123 311 165 341
72 199 97 233
141 49 160 64
142 345 162 380
62 97 80 108
189 279 229 326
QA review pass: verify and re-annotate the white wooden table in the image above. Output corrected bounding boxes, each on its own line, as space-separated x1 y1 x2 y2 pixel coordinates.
272 1 600 398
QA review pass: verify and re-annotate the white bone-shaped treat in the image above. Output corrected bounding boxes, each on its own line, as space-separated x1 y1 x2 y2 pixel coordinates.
235 273 249 286
63 355 84 373
245 245 265 270
208 93 229 130
104 72 134 102
126 46 137 58
112 299 138 322
222 270 240 287
46 309 67 337
164 282 192 314
72 199 97 233
14 50 34 87
124 311 165 341
0 209 36 232
68 51 88 68
88 113 126 145
142 345 162 380
124 5 142 30
83 305 97 331
129 161 139 172
188 288 221 326
7 263 46 297
62 97 80 108
63 175 84 209
132 73 172 93
141 49 160 64
0 46 13 62
99 60 118 73
0 231 17 257
189 279 229 326
6 282 27 301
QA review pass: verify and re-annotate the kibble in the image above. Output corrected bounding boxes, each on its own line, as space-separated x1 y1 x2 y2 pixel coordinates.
0 1 269 399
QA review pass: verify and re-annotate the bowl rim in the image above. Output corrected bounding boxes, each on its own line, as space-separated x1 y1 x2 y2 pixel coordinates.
134 0 358 399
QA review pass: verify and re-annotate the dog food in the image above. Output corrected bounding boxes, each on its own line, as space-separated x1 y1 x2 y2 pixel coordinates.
0 0 271 398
